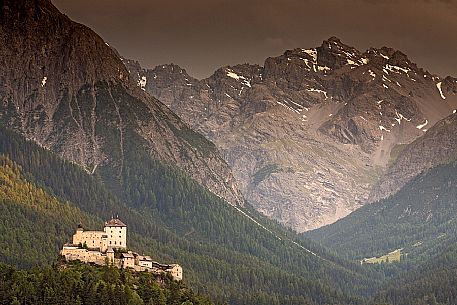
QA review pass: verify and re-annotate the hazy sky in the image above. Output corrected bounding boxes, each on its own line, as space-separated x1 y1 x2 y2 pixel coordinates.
53 0 457 79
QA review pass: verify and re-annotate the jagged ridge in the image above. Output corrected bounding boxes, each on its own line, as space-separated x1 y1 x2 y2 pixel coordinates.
124 36 457 232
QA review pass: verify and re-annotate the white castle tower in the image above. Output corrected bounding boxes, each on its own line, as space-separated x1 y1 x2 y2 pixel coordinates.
103 217 127 249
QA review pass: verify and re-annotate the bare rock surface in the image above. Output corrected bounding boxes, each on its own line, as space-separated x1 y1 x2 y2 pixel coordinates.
0 0 243 206
125 37 457 231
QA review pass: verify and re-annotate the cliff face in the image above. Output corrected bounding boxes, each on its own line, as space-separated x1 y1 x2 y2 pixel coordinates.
369 112 457 203
125 37 457 231
0 0 243 206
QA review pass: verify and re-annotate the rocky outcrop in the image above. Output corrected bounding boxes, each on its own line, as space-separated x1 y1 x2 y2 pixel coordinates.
369 112 457 203
125 37 457 232
0 0 243 206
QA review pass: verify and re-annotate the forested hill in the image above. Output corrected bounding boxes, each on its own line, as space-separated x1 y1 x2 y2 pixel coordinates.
0 154 100 267
304 157 457 305
0 125 377 305
372 244 457 305
306 161 457 262
0 261 214 305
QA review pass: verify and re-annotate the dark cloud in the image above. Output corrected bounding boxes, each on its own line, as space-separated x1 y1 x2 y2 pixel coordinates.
53 0 457 79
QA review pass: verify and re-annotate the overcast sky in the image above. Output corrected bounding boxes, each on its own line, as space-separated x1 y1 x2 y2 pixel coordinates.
53 0 457 79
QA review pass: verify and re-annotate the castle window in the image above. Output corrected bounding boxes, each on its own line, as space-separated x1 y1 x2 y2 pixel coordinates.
115 241 117 245
110 241 112 244
120 242 122 245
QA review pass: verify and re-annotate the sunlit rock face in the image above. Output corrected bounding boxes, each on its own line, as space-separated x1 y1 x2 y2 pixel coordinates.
125 36 457 232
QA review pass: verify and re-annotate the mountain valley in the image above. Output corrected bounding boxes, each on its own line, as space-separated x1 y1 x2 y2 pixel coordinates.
124 38 457 231
2 1 457 304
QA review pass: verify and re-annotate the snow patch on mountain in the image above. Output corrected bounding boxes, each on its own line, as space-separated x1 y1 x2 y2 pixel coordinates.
436 82 446 99
380 53 390 60
302 49 317 62
384 64 411 74
368 69 376 79
416 119 428 130
226 69 252 87
379 125 391 132
277 101 301 114
395 110 411 124
318 65 331 72
307 88 328 99
137 76 147 90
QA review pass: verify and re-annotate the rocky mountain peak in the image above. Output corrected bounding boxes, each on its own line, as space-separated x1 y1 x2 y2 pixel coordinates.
0 0 244 207
123 36 457 232
364 47 419 75
151 63 192 80
0 0 135 129
326 36 343 43
2 0 56 20
316 37 366 70
146 63 199 92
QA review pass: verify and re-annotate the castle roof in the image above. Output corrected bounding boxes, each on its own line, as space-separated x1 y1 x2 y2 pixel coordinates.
104 218 127 227
137 255 152 261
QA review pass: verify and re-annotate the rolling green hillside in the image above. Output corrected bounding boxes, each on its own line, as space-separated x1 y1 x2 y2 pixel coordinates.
0 155 100 267
307 161 457 264
0 125 376 305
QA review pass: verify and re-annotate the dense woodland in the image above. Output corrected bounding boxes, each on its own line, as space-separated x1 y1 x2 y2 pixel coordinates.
372 244 457 305
0 262 213 305
0 155 102 267
2 123 457 304
0 126 370 305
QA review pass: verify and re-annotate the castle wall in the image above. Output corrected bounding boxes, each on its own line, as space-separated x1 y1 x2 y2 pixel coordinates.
73 230 108 252
122 256 135 268
139 260 153 268
167 265 183 281
61 246 106 265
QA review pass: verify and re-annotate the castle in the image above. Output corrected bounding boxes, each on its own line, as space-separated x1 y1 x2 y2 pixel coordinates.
60 217 182 281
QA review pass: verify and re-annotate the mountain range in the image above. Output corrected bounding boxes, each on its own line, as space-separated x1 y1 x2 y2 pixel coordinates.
0 1 381 304
124 37 457 231
3 0 457 304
